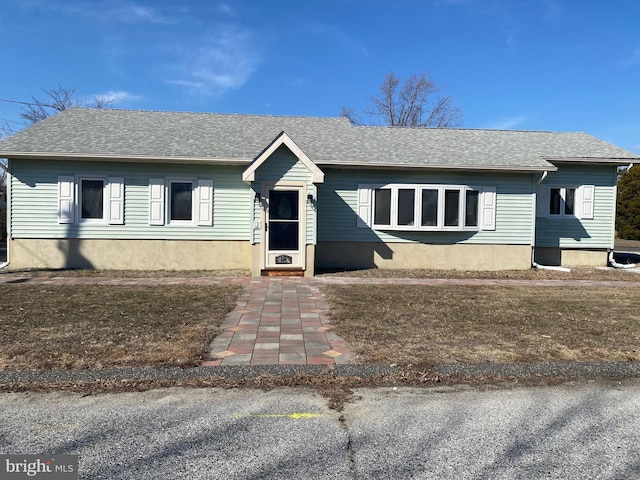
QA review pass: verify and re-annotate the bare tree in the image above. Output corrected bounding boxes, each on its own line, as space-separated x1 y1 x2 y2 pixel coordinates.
20 85 121 125
341 71 463 128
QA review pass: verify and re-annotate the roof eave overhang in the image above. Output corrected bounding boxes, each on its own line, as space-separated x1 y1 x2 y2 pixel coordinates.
542 156 640 165
0 152 251 165
316 161 557 173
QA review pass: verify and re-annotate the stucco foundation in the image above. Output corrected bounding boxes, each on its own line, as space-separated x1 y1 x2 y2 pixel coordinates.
534 247 608 267
316 242 532 271
8 238 251 270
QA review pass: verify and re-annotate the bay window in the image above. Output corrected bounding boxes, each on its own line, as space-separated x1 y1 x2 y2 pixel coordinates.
367 184 494 232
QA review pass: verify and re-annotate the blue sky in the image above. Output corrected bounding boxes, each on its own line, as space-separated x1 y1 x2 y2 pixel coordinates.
1 0 639 152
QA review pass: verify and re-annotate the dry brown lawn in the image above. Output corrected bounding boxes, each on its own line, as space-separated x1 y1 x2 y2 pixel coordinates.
0 284 240 370
324 284 640 366
319 267 640 281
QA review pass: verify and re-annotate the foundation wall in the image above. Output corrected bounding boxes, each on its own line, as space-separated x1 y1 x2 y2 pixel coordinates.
534 247 608 267
9 238 251 271
316 242 532 271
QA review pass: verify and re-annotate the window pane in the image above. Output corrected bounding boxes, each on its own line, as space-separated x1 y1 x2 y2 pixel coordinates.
564 188 575 215
465 190 479 227
270 191 299 220
444 189 459 226
397 188 415 226
170 182 193 221
81 179 104 219
374 189 391 225
421 189 438 227
549 188 561 215
269 222 299 250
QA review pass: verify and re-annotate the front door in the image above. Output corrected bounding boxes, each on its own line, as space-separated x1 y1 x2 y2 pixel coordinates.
265 187 304 269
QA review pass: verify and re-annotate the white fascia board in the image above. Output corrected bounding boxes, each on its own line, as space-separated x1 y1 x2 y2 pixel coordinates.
317 161 558 173
242 132 325 183
0 152 251 165
542 157 640 165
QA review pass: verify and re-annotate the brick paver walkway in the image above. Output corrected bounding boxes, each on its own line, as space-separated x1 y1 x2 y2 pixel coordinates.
203 278 352 366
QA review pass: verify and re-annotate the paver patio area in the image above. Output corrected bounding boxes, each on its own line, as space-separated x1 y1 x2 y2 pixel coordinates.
203 278 353 366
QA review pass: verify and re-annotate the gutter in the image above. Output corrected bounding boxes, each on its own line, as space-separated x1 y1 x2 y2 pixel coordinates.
0 152 252 165
318 162 556 173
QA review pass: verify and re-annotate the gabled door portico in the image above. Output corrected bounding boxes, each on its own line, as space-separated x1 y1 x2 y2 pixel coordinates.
242 131 325 276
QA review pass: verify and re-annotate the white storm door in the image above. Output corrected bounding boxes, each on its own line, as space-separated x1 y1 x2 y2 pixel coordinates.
265 187 304 268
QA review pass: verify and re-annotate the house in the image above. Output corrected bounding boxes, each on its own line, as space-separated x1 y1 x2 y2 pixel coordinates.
0 108 637 275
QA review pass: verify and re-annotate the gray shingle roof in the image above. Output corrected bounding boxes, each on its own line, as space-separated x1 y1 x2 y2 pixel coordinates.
0 108 637 171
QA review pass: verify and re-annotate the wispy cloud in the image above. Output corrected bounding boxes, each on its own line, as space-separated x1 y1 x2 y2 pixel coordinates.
167 29 262 96
622 46 640 67
105 2 169 24
298 23 369 57
87 90 143 105
285 78 306 88
46 0 172 24
543 1 564 24
484 114 528 130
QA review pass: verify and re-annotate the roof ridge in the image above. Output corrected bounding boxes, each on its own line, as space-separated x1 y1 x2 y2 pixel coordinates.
352 124 582 134
69 107 347 121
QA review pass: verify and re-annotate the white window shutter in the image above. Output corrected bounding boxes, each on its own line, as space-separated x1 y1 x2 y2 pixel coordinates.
480 187 496 231
58 176 75 224
536 186 549 217
357 184 372 228
149 178 165 226
580 185 595 220
108 177 124 225
197 179 213 226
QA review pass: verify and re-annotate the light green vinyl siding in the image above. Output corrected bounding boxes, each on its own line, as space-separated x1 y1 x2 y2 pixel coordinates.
10 159 251 240
318 169 536 245
535 164 617 249
252 145 317 245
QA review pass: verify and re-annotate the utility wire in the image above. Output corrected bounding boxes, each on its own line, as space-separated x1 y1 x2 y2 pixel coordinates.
0 98 39 107
0 117 25 126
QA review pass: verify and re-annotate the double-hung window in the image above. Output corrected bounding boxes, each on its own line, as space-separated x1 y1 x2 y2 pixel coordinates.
149 178 213 226
57 176 124 225
79 178 107 223
366 184 493 231
169 180 195 224
537 185 594 220
549 187 576 216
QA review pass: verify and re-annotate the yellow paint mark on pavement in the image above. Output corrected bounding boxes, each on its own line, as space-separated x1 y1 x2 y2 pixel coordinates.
233 412 322 420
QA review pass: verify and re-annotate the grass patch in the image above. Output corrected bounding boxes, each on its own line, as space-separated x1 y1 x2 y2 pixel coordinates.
0 284 241 370
324 285 640 366
318 267 640 281
0 269 249 278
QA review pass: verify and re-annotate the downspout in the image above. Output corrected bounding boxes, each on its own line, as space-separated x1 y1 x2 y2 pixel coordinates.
531 171 569 270
535 170 548 186
532 262 571 273
0 160 9 269
608 251 636 269
608 163 635 267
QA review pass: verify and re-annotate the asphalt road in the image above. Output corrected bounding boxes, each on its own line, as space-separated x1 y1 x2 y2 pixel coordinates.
1 382 640 479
